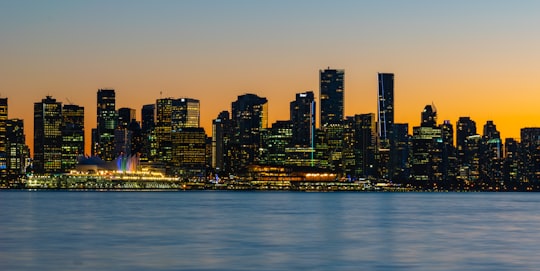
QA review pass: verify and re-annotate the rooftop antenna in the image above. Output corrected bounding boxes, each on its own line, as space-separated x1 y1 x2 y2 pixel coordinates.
66 97 74 105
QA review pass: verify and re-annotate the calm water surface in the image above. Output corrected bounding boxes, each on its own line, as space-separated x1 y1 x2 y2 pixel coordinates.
1 191 540 271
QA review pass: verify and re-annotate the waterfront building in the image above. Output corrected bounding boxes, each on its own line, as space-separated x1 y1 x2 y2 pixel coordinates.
94 89 117 161
503 138 520 183
411 126 443 184
261 120 292 166
141 104 155 161
481 121 503 183
320 68 344 127
520 128 540 182
6 119 28 179
230 94 268 172
342 114 377 178
171 127 206 176
155 98 173 165
392 123 410 180
411 105 443 184
441 120 457 180
0 98 7 177
212 111 231 173
290 91 316 148
377 73 394 150
34 96 63 173
61 104 84 172
377 73 395 179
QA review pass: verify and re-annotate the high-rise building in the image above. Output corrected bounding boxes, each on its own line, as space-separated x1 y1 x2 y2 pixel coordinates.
141 104 155 134
421 104 437 128
411 126 443 184
290 91 316 148
212 111 231 173
172 98 200 130
34 96 63 173
392 123 410 180
456 116 477 166
260 120 292 165
342 114 377 178
231 94 268 172
141 104 155 162
171 127 206 176
0 98 7 176
377 73 394 149
520 128 540 182
441 120 457 180
118 107 136 129
320 68 344 127
483 120 500 141
155 98 173 165
62 104 84 171
6 119 27 179
94 89 117 161
503 138 520 183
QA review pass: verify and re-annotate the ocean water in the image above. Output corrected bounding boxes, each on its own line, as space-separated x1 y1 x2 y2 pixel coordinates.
1 191 540 271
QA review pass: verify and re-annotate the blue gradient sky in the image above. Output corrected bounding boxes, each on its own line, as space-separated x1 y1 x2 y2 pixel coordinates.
1 0 539 153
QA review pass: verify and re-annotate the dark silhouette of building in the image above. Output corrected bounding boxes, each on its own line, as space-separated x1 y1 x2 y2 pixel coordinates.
343 114 377 178
377 73 395 179
0 98 7 177
230 94 268 172
118 107 135 129
34 96 63 173
62 104 84 171
520 128 540 182
377 73 394 149
212 111 231 173
411 105 443 185
290 91 316 148
320 68 344 127
140 104 155 162
421 104 437 128
456 116 477 166
261 120 292 166
6 119 28 179
94 89 117 161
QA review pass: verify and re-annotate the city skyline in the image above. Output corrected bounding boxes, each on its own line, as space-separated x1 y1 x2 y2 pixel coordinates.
2 1 540 154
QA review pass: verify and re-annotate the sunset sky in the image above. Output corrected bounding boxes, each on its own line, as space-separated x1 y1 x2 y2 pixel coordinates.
1 0 539 154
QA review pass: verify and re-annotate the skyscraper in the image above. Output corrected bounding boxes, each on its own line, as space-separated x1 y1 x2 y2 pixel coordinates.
141 104 155 134
6 119 27 179
290 91 316 148
231 94 268 171
171 127 207 176
172 98 200 130
118 107 136 129
34 96 63 173
155 98 173 165
62 104 84 171
377 73 394 149
0 98 7 176
320 68 344 127
421 104 437 128
95 89 117 161
212 111 231 173
456 116 477 165
520 128 540 182
140 104 155 161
